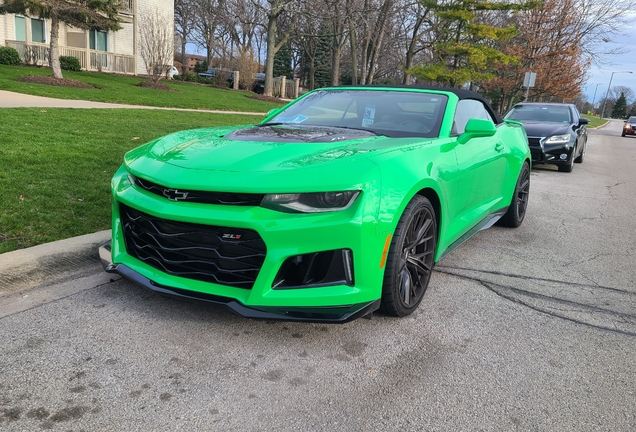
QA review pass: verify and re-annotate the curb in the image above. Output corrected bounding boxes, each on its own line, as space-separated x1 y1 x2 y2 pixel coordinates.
0 230 111 297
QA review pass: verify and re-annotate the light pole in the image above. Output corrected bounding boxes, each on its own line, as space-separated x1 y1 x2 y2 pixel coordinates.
600 71 633 118
591 83 608 114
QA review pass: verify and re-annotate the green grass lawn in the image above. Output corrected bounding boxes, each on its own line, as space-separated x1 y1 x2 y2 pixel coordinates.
0 108 264 254
0 64 285 112
581 114 607 128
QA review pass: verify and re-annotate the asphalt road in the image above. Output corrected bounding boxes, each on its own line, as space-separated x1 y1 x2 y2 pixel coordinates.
1 120 635 431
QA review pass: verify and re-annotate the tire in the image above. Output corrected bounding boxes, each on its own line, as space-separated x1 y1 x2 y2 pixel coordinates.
381 196 437 317
622 131 626 137
498 162 530 228
574 143 585 163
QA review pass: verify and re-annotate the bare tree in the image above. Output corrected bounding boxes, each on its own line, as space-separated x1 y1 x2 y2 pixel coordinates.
256 0 299 96
193 0 227 66
138 7 174 82
174 0 197 72
611 85 635 104
573 0 636 65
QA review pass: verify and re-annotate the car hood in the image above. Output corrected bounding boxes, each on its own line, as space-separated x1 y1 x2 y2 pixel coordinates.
518 121 572 138
125 125 422 173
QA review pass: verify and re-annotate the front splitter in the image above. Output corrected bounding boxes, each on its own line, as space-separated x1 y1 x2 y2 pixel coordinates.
99 241 379 324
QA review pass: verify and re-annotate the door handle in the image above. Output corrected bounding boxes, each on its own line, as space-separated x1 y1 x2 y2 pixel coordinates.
495 143 504 152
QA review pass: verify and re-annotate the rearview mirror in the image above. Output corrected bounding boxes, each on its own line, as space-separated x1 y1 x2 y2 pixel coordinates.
458 119 496 144
579 118 590 125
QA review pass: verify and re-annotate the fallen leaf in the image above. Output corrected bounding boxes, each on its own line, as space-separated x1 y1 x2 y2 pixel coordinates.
19 195 24 201
40 110 47 113
131 137 140 140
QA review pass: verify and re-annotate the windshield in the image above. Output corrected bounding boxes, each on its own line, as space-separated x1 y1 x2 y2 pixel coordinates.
627 117 636 123
505 105 572 123
264 90 448 138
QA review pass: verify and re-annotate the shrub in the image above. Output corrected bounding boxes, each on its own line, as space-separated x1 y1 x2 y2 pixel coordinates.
180 71 198 82
0 46 21 65
196 76 213 85
59 56 82 72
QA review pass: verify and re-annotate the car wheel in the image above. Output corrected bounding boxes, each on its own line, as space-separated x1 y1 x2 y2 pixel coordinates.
381 196 437 317
622 131 626 137
574 143 585 163
498 162 530 228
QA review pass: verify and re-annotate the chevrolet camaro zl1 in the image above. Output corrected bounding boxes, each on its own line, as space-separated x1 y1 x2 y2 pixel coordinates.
99 86 531 323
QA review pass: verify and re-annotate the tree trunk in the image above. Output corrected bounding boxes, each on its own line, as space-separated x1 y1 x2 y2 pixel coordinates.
347 15 358 85
181 40 187 76
264 11 278 97
330 18 344 86
403 14 425 84
49 13 63 79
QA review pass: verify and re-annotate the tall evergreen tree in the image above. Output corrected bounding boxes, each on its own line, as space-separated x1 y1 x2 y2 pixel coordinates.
314 28 331 88
0 0 122 79
408 0 537 87
611 92 627 119
273 42 293 78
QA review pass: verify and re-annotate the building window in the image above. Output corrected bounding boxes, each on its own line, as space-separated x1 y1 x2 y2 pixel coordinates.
67 32 86 48
90 30 108 51
31 18 46 43
15 16 26 41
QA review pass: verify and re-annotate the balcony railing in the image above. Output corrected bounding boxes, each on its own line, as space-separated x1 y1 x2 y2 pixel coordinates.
6 40 135 74
119 0 134 15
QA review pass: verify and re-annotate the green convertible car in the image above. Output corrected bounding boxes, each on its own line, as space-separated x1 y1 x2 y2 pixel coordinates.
99 86 531 323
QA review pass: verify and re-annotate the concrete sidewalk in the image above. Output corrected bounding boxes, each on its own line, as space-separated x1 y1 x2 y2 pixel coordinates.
0 89 265 115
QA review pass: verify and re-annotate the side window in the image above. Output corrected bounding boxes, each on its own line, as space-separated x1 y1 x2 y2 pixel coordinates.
452 99 495 135
572 107 581 125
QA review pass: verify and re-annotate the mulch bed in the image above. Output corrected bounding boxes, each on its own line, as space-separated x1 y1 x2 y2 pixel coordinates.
17 75 95 89
136 80 178 91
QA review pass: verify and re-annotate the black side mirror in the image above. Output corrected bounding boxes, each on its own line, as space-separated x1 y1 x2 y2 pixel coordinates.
579 118 589 126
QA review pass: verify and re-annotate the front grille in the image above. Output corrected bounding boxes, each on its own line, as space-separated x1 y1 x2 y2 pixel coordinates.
120 204 266 289
132 176 265 206
527 137 543 162
530 148 543 162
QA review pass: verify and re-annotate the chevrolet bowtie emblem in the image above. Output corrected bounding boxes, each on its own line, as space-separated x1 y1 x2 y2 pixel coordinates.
163 188 189 201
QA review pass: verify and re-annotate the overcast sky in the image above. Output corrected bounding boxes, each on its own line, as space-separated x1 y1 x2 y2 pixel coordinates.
582 24 636 105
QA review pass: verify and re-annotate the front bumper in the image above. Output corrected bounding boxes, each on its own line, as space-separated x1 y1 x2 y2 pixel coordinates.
100 241 380 323
105 165 388 323
528 137 575 166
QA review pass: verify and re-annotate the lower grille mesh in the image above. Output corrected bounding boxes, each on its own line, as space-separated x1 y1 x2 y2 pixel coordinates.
120 204 266 289
527 137 543 162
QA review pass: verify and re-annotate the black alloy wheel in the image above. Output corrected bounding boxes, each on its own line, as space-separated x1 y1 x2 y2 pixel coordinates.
498 162 530 228
381 196 437 317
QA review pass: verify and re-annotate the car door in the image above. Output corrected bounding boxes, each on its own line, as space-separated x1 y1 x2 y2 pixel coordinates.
450 99 508 238
570 106 587 151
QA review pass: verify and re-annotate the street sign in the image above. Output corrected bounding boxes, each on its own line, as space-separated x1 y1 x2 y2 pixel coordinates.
524 72 536 88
